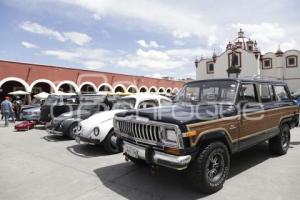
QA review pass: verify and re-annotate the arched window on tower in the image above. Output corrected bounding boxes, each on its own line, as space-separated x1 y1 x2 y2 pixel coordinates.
228 52 241 68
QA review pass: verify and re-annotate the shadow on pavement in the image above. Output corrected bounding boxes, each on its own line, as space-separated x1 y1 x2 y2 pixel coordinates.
93 142 279 199
290 141 300 146
94 163 206 200
228 142 275 178
66 144 110 158
42 135 72 142
34 125 46 130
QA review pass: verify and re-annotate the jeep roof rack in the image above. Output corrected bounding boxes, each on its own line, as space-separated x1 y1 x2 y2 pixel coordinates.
240 75 280 81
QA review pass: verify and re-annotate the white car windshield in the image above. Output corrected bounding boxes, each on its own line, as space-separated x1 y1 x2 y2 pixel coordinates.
112 98 136 110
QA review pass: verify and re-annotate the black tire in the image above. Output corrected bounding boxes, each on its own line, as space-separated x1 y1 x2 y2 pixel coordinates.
68 123 78 139
187 141 230 194
269 123 290 155
103 130 120 154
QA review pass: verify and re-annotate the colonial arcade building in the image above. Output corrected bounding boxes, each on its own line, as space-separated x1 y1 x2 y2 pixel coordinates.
195 29 300 92
0 60 183 100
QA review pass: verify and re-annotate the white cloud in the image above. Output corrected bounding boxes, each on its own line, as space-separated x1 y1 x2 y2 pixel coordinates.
63 32 92 46
20 21 92 46
52 0 300 53
146 73 164 79
93 13 102 21
42 50 79 60
42 48 113 69
137 40 147 48
231 23 300 52
137 40 162 48
21 41 38 49
82 60 105 69
118 47 212 71
172 31 191 39
20 21 66 42
173 40 185 46
208 35 217 47
59 0 217 40
118 49 177 71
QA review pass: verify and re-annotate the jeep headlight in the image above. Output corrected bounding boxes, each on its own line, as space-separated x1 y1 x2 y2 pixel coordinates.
93 127 100 136
165 129 177 143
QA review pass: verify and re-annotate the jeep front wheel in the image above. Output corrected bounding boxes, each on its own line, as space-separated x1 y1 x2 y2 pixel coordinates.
187 142 230 194
103 130 120 154
269 123 290 155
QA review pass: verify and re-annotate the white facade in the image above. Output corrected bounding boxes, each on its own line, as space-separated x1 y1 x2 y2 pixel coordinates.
196 30 300 92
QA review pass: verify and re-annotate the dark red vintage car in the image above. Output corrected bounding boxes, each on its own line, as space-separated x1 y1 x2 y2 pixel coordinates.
15 121 37 131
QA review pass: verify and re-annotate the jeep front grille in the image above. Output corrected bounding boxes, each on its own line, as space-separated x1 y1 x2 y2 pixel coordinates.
117 120 162 143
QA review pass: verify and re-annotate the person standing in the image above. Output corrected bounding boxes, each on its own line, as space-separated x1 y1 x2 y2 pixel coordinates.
0 99 3 120
1 97 13 126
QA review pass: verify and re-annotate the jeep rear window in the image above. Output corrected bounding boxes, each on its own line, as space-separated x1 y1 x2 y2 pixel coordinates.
175 80 237 104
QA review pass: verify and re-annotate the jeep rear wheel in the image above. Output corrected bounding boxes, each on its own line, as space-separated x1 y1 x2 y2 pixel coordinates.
187 142 230 194
269 123 290 155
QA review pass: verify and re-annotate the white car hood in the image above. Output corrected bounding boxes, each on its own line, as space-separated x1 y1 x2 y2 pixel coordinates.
79 109 125 138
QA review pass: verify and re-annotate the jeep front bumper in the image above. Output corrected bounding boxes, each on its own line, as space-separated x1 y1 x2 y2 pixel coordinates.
123 141 191 170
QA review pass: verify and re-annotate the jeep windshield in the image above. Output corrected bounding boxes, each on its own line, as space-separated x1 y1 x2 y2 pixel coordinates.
175 80 238 105
112 98 136 110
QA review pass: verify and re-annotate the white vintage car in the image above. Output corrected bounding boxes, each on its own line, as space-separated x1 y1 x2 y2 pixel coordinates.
74 94 172 153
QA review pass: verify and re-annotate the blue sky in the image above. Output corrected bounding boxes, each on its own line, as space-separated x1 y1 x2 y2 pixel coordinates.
1 0 299 79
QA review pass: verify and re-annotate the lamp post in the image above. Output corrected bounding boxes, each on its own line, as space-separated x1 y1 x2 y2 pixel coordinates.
253 47 261 76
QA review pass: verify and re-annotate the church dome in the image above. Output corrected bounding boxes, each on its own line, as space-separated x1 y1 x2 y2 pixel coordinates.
226 29 255 51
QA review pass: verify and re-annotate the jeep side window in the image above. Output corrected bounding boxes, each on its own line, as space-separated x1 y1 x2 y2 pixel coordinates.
238 84 258 103
258 84 272 103
138 100 158 109
274 85 290 101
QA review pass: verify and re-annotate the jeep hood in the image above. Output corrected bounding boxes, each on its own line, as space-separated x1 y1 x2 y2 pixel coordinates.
115 104 237 126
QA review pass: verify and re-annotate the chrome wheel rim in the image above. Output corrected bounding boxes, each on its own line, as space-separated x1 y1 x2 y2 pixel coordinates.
281 130 290 149
110 133 118 150
72 125 78 134
205 150 225 183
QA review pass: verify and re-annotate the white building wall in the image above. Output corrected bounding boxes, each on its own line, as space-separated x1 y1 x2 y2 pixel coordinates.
195 30 300 92
196 59 214 80
260 50 300 92
238 49 259 77
260 53 278 78
196 49 300 92
197 49 259 80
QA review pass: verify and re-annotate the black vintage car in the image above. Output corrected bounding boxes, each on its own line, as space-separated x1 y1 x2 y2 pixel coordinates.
46 94 110 138
40 94 80 123
114 78 299 194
